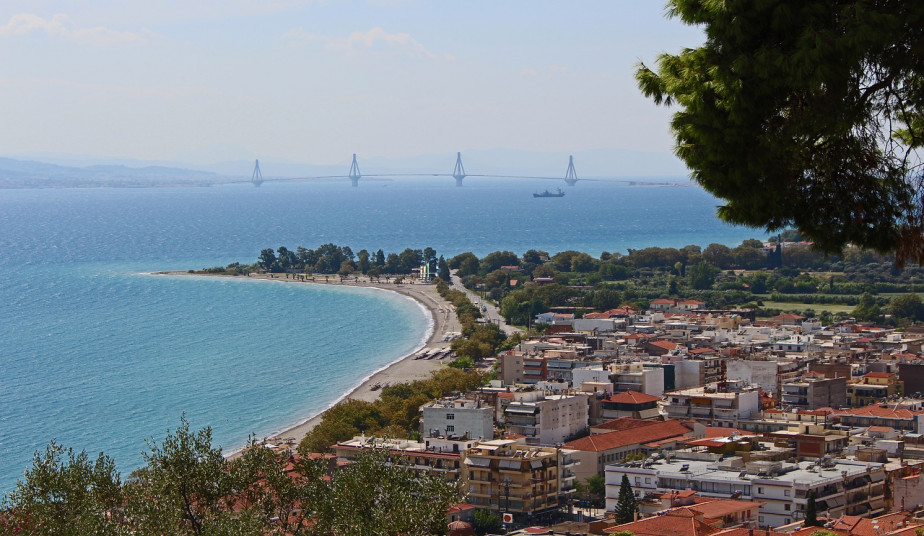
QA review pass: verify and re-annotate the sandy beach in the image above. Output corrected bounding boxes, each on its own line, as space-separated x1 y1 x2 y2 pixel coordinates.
160 271 463 450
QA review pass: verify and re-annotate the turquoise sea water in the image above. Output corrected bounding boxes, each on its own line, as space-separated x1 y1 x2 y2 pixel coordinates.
0 178 764 492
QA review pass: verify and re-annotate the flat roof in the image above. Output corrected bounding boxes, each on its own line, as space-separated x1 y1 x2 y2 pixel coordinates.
609 457 881 487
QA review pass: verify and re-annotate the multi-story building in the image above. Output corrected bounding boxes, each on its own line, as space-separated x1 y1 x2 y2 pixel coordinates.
503 392 589 446
605 453 886 528
847 372 903 406
726 359 801 395
462 439 578 522
835 402 924 432
599 390 661 420
765 424 850 459
663 382 760 428
564 418 698 483
780 375 847 410
421 396 494 441
332 435 477 482
610 362 665 396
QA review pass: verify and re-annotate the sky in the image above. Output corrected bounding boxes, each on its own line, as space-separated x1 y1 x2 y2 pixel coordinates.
0 1 705 168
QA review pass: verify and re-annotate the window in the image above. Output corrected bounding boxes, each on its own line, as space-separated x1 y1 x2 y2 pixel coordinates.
757 487 764 494
635 477 640 485
784 504 790 511
446 413 455 420
759 517 764 523
784 490 790 497
645 477 651 484
446 425 455 432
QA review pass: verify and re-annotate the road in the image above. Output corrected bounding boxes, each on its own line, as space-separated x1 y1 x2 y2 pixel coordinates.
450 271 522 337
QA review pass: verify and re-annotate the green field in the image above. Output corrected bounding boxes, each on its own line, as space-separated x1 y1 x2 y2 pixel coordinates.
759 301 856 314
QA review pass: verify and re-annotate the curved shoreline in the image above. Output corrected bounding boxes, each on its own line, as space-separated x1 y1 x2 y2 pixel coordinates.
154 271 461 453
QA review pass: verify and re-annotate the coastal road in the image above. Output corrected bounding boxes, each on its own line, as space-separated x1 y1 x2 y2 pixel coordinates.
450 271 522 337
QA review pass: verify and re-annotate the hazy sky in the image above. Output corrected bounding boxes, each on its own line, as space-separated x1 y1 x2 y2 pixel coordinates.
1 1 704 165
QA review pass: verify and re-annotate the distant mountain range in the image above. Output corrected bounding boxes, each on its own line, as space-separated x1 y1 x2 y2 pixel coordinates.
0 158 225 188
0 147 690 189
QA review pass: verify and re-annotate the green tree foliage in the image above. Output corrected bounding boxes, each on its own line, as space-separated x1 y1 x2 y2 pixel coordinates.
309 447 461 536
853 291 882 322
132 415 240 535
472 509 503 535
805 489 821 527
687 262 719 290
480 250 519 274
2 422 461 536
450 252 480 277
357 249 371 275
889 293 924 323
702 244 734 269
258 248 279 272
438 255 451 282
570 252 597 273
299 368 489 453
637 1 924 263
614 474 638 524
1 441 123 535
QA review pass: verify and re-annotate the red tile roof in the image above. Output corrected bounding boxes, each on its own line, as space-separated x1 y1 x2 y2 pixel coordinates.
829 512 917 536
863 371 896 379
837 404 924 419
604 507 722 536
566 420 693 452
593 417 661 432
605 390 661 405
686 499 763 519
649 340 679 351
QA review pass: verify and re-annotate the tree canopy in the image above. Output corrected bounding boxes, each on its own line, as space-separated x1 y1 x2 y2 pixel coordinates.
637 1 924 264
2 418 462 536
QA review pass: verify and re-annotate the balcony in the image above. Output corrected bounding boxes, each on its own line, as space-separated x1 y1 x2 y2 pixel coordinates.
816 486 842 500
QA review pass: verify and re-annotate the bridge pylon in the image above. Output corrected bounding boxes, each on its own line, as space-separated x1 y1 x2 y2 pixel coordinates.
452 152 466 186
348 154 361 187
564 155 578 186
251 159 264 187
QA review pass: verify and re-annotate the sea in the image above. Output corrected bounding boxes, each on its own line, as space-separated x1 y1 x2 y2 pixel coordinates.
0 177 766 493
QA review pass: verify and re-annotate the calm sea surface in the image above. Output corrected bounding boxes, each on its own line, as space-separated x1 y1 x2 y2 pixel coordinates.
0 178 764 492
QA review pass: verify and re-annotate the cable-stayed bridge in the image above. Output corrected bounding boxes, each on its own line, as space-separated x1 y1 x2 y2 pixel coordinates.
247 153 683 188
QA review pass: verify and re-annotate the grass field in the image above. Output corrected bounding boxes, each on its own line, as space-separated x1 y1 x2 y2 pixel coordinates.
759 301 857 314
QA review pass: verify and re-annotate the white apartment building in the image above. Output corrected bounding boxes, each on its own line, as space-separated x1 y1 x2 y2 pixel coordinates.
503 393 589 446
663 382 760 427
605 453 885 528
421 397 495 441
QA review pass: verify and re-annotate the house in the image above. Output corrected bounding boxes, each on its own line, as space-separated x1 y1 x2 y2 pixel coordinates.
847 372 903 406
599 390 661 420
835 403 924 432
564 418 699 482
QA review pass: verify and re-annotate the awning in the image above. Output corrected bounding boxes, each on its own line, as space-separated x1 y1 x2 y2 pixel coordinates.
498 459 522 470
464 457 491 467
530 459 545 469
825 495 845 508
506 407 540 415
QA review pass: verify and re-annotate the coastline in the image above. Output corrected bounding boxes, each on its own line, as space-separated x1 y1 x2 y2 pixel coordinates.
155 271 462 452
